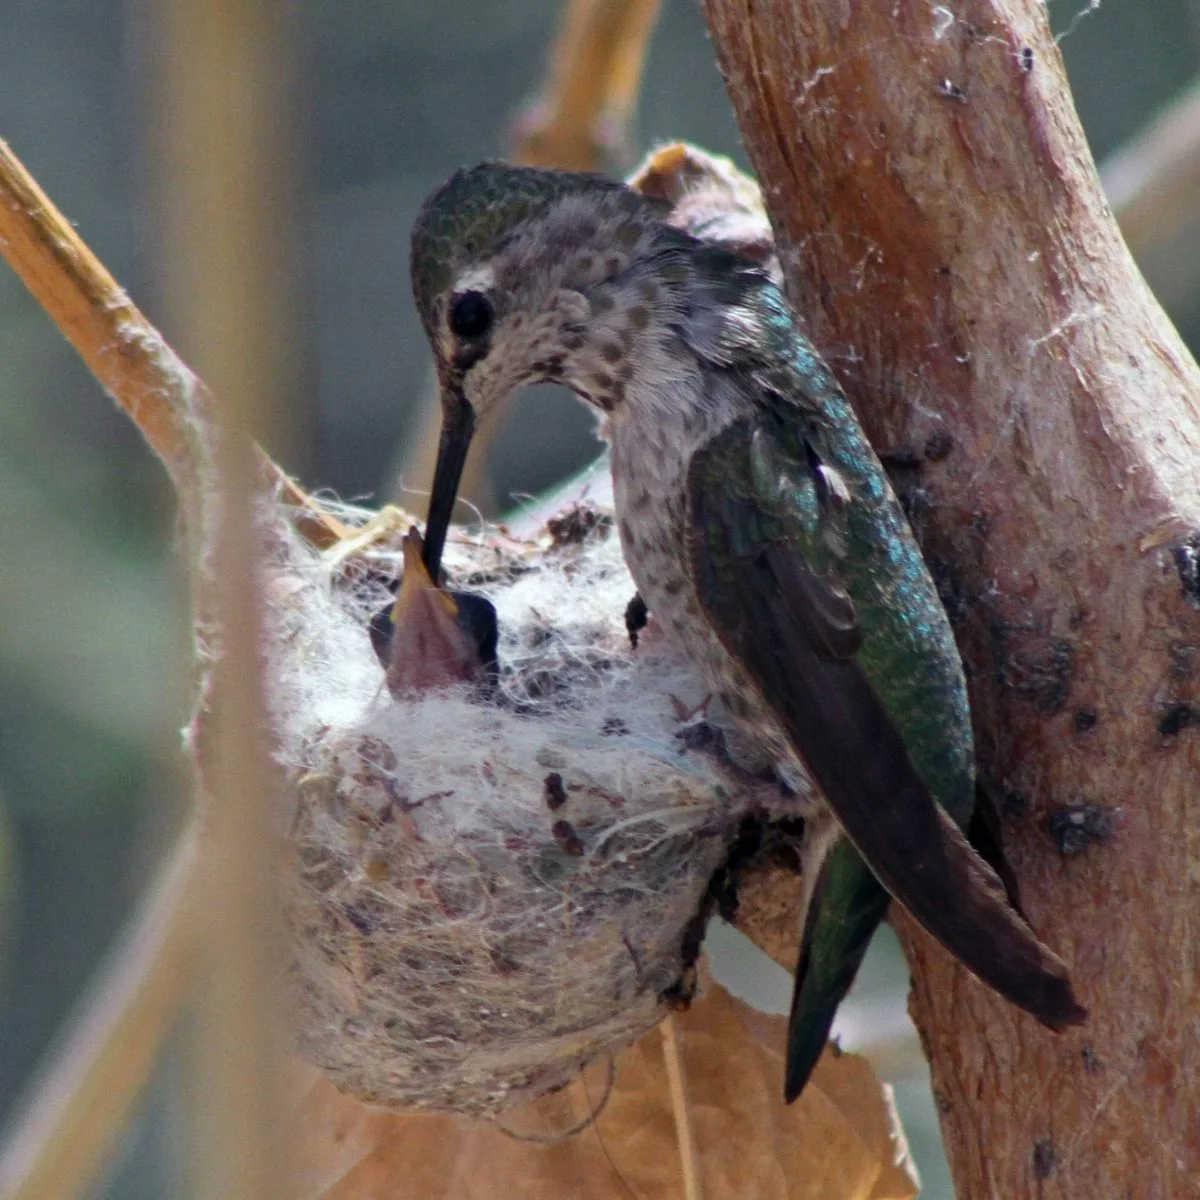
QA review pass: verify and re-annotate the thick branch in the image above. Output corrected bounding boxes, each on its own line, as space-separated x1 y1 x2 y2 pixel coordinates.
700 2 1200 1196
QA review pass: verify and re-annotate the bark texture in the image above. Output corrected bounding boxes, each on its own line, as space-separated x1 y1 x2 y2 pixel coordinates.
700 2 1200 1196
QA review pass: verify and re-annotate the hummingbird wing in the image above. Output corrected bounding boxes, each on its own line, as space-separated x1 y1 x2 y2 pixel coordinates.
785 784 1033 1102
686 405 1086 1052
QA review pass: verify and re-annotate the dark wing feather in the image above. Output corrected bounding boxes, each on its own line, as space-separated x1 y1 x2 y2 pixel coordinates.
688 421 1086 1032
784 843 891 1103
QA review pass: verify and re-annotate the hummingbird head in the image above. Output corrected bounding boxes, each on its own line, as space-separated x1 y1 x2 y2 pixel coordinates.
410 162 674 578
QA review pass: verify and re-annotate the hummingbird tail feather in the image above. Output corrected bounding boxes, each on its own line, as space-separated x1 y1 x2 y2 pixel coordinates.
784 841 891 1103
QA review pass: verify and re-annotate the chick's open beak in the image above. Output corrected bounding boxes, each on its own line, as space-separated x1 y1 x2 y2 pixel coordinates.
422 388 476 580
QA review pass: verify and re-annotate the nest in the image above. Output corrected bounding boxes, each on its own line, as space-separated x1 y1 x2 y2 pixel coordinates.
262 466 784 1116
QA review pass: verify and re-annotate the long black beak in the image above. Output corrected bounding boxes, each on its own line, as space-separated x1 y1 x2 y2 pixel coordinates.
422 389 476 580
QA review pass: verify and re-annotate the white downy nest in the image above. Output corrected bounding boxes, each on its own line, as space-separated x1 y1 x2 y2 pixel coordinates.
263 464 789 1117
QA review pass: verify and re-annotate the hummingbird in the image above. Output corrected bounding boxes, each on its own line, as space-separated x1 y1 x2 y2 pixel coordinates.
409 162 1085 1102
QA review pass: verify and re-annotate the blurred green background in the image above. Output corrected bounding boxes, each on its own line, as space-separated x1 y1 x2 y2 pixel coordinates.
0 2 1197 1196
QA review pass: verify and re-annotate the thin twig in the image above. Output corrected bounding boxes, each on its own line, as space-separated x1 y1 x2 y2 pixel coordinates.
660 1017 703 1200
0 823 200 1200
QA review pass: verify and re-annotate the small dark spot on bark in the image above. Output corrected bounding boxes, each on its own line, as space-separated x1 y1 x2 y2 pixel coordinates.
551 819 586 856
544 772 566 810
1073 708 1098 734
1082 1043 1102 1072
1168 642 1196 680
1047 803 1118 855
880 445 922 470
924 552 970 625
1172 533 1200 608
1000 636 1074 714
1158 702 1194 739
1019 46 1034 72
924 429 953 461
933 1089 953 1115
601 716 629 736
625 592 649 647
999 786 1029 819
1033 1139 1056 1180
938 78 966 102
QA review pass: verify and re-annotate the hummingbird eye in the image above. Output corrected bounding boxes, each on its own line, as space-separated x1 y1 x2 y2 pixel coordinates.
449 291 494 340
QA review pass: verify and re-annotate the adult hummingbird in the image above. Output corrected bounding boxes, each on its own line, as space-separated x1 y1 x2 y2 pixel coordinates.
410 163 1085 1101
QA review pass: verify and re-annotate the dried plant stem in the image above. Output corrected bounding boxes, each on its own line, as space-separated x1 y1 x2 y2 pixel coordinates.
0 823 199 1200
154 2 299 1197
660 1018 703 1200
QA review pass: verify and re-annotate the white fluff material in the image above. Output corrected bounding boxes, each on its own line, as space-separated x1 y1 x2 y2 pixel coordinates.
261 471 763 1115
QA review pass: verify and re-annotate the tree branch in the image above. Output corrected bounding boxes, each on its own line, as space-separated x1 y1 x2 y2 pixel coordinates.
699 1 1200 1194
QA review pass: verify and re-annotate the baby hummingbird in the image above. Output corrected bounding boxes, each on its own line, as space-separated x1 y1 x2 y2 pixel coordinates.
410 162 1084 1101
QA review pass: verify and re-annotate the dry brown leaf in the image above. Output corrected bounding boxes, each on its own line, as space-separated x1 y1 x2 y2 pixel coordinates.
290 978 917 1200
